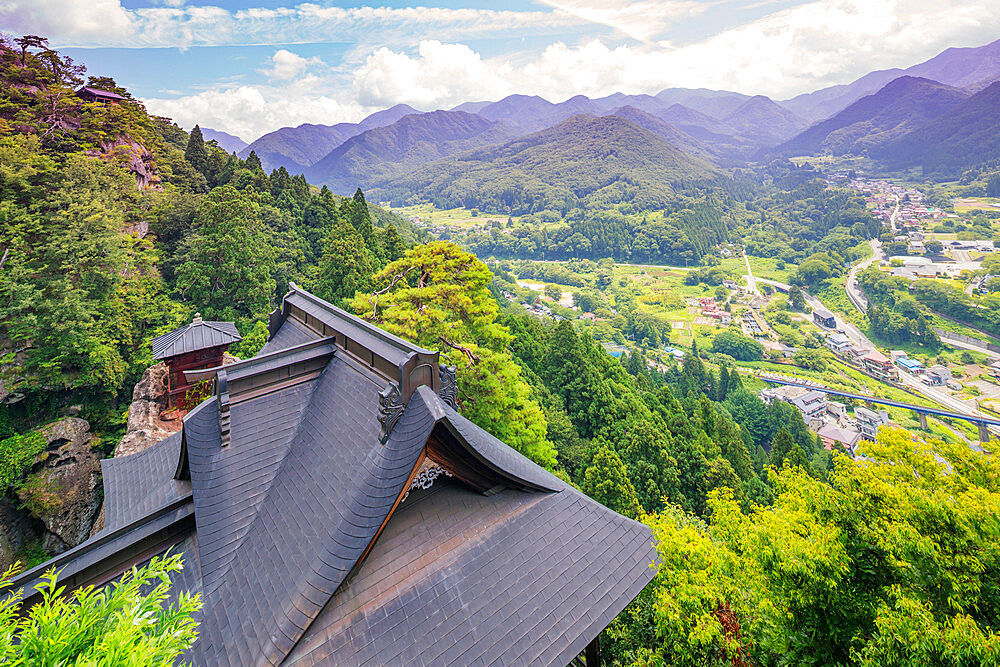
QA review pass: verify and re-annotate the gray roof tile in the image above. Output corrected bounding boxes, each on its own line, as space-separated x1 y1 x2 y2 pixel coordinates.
150 319 241 360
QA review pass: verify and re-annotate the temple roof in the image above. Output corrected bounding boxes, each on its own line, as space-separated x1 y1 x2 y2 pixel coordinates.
11 285 656 666
150 315 241 360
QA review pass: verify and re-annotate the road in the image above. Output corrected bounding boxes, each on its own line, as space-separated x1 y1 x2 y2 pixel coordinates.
755 276 996 438
845 239 883 313
742 250 760 296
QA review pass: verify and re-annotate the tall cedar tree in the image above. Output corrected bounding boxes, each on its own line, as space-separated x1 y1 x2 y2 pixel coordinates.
316 217 373 306
174 186 276 320
184 124 208 176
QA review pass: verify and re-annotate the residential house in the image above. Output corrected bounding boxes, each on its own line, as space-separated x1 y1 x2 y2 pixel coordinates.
896 356 923 374
817 423 862 451
761 385 828 428
856 406 890 440
860 349 899 383
826 333 852 355
924 364 951 386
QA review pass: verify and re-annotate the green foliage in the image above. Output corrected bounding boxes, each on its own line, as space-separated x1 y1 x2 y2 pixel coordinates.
231 320 269 360
183 124 208 175
174 185 276 320
0 552 201 665
711 331 764 361
616 428 1000 666
17 472 64 518
316 217 374 306
581 444 642 519
0 432 44 494
0 135 180 395
354 241 557 469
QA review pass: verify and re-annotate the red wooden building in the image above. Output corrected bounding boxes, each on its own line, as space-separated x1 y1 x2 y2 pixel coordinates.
150 314 241 409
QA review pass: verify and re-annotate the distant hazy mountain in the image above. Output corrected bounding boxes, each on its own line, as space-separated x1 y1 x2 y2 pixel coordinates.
201 127 247 154
376 114 720 212
722 95 807 147
874 81 1000 177
654 88 752 119
592 93 672 117
782 38 1000 121
306 110 518 193
476 94 603 132
238 104 419 172
450 100 491 114
776 76 969 157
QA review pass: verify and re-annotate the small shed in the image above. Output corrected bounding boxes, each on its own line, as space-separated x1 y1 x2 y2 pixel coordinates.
813 308 836 328
76 86 126 105
150 314 241 408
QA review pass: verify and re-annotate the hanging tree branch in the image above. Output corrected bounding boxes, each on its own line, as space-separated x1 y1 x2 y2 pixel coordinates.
438 337 479 364
368 266 415 318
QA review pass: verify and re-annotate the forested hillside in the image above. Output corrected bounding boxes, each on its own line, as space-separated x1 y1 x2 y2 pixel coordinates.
377 114 722 213
874 81 1000 177
306 110 517 193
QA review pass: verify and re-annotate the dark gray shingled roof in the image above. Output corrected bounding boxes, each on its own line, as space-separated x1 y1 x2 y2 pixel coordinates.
284 478 655 667
150 317 241 360
12 285 657 667
101 431 189 532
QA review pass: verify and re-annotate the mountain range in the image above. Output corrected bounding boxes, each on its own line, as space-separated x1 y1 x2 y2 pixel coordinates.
226 37 1000 198
201 127 247 154
774 77 970 157
873 81 1000 177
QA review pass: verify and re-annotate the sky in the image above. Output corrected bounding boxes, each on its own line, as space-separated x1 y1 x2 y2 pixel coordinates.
3 0 1000 141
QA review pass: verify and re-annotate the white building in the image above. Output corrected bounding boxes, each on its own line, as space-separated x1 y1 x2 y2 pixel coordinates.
855 406 890 440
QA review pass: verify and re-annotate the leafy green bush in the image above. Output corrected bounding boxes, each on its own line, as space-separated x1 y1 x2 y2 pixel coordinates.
0 552 201 664
711 331 764 361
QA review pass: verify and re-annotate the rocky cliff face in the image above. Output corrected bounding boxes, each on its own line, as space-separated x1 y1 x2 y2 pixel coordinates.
0 417 103 570
114 362 181 459
86 136 161 190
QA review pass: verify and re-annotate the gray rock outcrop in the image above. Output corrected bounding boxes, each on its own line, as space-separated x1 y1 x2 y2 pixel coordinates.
114 362 180 459
15 417 102 554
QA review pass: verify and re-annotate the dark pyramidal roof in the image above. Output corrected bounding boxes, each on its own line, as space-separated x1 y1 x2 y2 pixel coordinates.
150 314 241 360
12 284 656 666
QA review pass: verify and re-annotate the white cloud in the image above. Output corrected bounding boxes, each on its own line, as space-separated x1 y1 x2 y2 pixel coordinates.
145 77 368 143
0 1 582 49
536 0 707 43
0 0 133 44
355 0 1000 105
89 0 1000 140
261 49 322 80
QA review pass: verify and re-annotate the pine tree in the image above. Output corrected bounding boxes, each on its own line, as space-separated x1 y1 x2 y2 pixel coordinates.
184 124 208 175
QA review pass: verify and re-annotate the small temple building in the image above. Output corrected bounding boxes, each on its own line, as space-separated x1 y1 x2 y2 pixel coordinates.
11 285 657 666
150 314 242 409
76 86 126 105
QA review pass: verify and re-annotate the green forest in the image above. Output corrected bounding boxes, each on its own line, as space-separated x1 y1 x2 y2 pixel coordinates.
2 37 1000 665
